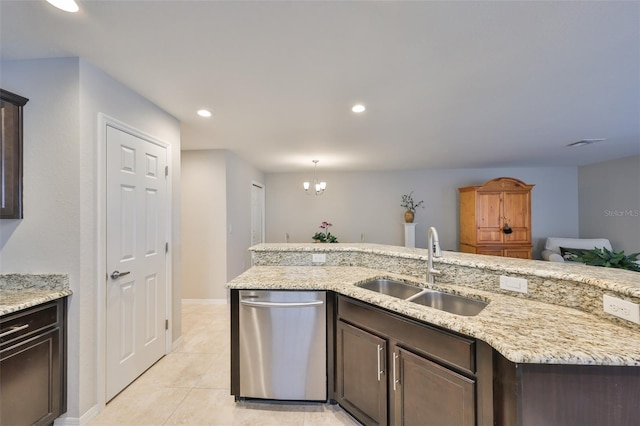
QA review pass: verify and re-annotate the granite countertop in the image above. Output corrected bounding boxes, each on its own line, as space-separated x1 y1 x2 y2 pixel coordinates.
0 274 72 316
227 265 640 367
250 243 640 298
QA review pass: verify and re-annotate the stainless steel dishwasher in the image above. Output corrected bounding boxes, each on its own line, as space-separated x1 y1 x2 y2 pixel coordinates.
239 290 327 401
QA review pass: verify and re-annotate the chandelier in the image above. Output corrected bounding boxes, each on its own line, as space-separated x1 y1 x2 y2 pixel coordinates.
303 160 327 196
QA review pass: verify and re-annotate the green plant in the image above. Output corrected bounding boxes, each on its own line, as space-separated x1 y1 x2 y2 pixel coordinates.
312 221 339 243
401 191 424 213
568 247 640 272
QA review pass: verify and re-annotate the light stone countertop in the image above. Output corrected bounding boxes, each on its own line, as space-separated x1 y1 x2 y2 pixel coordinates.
250 243 640 297
0 274 72 316
228 244 640 367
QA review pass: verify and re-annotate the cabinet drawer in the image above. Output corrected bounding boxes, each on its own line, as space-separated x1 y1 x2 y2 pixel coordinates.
338 296 476 374
1 303 59 346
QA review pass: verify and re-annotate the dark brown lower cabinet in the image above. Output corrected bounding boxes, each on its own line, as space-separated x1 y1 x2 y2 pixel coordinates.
393 347 475 426
335 295 486 426
336 320 388 425
0 298 67 426
494 353 640 426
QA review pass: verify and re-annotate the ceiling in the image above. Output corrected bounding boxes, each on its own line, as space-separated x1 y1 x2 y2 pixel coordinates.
1 0 638 173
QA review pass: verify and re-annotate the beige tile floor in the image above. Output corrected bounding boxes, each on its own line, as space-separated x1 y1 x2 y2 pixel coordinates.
90 302 360 426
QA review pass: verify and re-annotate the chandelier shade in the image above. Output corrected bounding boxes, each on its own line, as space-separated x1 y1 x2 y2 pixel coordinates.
303 160 327 196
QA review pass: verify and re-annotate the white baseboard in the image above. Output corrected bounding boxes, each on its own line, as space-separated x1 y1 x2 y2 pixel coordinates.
182 298 227 305
54 404 100 426
171 335 184 351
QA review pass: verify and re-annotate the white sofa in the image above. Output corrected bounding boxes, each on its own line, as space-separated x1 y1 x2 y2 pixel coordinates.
541 237 613 263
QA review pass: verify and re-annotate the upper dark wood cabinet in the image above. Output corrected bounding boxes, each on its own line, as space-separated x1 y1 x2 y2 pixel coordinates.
1 88 29 219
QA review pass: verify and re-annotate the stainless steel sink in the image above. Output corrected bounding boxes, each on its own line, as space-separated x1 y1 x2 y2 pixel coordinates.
357 278 487 317
408 290 487 316
358 279 423 299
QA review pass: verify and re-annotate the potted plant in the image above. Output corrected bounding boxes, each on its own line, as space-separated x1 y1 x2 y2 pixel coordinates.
312 221 339 243
400 191 424 223
567 247 640 272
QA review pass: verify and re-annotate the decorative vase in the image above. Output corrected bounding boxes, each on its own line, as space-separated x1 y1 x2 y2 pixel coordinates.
404 210 414 223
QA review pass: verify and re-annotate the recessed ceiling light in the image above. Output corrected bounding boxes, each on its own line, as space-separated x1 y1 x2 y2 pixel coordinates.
566 139 606 147
46 0 79 13
197 109 212 118
352 104 366 113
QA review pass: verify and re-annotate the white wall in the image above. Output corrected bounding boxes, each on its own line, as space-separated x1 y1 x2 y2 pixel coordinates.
226 151 265 281
0 57 182 422
181 150 227 299
181 150 264 300
266 167 579 258
579 155 640 253
0 58 83 417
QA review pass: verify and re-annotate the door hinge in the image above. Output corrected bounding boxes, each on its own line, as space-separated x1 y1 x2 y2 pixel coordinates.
165 166 168 177
165 319 169 330
165 242 169 253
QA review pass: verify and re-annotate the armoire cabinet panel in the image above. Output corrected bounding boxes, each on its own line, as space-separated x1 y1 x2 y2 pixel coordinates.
475 192 503 244
504 248 533 259
475 247 504 257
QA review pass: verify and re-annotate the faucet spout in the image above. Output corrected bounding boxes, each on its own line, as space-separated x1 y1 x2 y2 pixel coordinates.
427 227 442 284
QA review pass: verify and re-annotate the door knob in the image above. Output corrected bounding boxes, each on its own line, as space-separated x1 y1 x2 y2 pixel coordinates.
110 270 131 279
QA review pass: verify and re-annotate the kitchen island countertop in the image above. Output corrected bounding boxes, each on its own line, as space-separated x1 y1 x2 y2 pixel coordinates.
228 244 640 367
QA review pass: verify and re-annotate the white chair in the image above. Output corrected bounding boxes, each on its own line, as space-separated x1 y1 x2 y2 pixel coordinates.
541 237 612 263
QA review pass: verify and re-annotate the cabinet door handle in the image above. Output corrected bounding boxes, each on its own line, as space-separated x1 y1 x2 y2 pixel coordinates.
377 344 384 382
393 352 399 391
0 324 29 338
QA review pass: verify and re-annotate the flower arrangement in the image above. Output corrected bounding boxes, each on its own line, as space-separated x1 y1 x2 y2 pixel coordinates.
400 191 424 213
312 221 339 243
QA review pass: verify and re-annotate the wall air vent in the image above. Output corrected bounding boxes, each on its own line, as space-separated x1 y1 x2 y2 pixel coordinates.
566 138 606 147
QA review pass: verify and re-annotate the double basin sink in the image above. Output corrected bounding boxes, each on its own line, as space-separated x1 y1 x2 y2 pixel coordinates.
357 279 487 316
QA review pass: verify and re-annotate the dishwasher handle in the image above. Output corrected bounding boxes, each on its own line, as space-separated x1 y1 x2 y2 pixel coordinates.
240 299 324 308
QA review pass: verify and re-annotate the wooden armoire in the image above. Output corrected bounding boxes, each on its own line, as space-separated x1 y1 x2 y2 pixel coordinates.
459 177 534 259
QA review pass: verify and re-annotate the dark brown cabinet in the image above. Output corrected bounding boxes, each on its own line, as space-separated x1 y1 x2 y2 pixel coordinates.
494 353 640 426
335 295 486 426
0 298 67 426
0 88 29 219
336 320 388 425
393 347 475 426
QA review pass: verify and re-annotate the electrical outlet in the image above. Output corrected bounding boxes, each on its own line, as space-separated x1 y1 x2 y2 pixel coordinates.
499 275 528 294
603 295 640 324
312 253 326 264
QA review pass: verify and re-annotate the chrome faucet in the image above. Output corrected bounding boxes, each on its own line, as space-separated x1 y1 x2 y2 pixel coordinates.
427 226 442 283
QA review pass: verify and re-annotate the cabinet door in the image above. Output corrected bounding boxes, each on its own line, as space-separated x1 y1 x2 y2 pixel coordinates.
336 320 388 426
0 99 22 218
0 90 28 219
502 191 531 244
1 329 61 426
392 347 475 426
475 192 503 244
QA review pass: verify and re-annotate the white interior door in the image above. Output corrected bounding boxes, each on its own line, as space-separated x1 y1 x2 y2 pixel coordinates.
105 125 168 401
251 182 265 246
